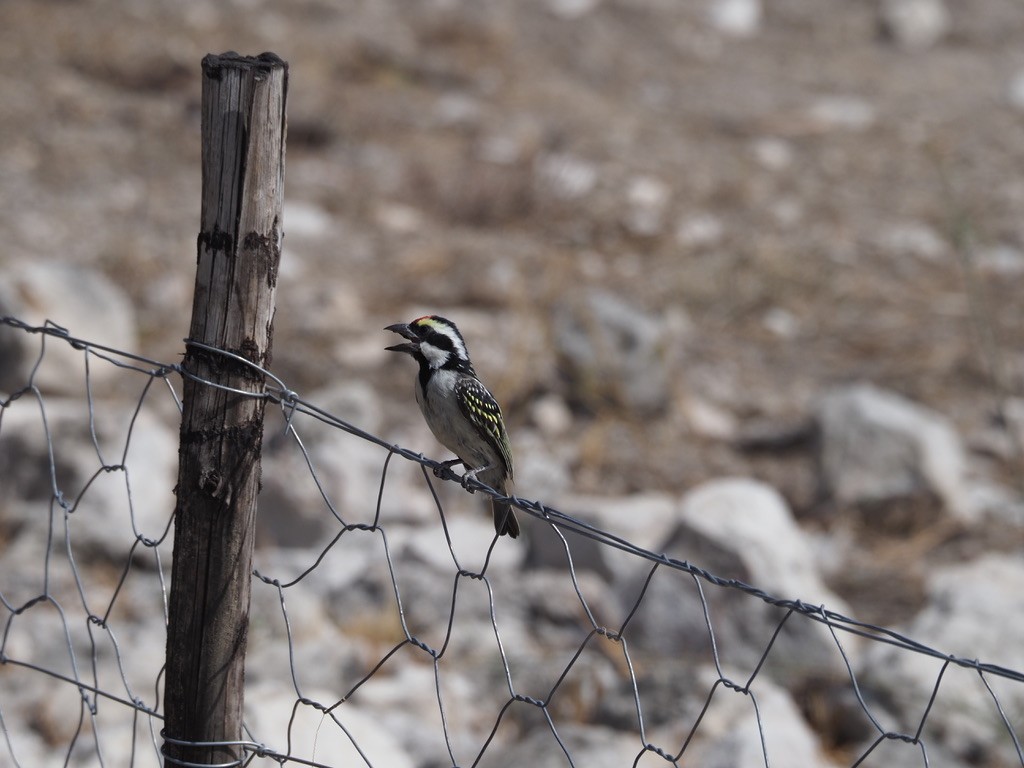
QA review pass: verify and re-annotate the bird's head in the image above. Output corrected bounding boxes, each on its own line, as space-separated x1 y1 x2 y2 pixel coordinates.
385 315 473 372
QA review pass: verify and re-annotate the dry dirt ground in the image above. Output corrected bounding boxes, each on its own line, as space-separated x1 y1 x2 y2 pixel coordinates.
2 0 1023 613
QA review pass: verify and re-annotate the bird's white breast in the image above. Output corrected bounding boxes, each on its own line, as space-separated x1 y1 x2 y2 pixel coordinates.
416 369 494 469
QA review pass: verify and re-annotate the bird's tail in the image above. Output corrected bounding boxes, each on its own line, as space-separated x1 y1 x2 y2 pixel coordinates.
492 498 520 538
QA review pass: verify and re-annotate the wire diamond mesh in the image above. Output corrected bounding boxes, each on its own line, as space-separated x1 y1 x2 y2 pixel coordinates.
1 316 1022 768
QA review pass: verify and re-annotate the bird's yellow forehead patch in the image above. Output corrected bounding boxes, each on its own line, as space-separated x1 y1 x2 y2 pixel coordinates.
413 316 440 329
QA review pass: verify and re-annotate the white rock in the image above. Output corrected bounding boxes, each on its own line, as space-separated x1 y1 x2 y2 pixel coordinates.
622 479 853 683
876 221 948 261
807 96 876 131
348 664 452 758
675 212 724 248
499 723 641 767
513 429 574 500
958 481 1024 527
257 445 343 549
0 397 177 560
284 200 333 239
259 383 438 537
554 291 677 415
394 514 525 573
0 262 138 397
769 197 803 229
879 0 950 49
304 380 384 438
0 723 51 767
87 711 164 767
681 395 738 440
530 394 574 438
859 554 1024 766
244 682 415 768
433 91 483 127
623 175 672 237
1008 69 1024 112
545 491 679 557
750 137 794 171
709 0 763 38
535 152 599 201
477 133 523 165
761 306 801 339
374 202 425 235
687 667 840 768
546 0 602 19
817 383 972 519
0 569 162 766
679 479 846 608
975 244 1024 276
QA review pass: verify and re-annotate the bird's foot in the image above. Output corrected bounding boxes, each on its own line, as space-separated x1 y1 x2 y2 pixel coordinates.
433 458 463 480
460 464 492 492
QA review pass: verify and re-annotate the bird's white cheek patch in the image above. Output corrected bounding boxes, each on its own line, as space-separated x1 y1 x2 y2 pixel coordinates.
419 341 449 369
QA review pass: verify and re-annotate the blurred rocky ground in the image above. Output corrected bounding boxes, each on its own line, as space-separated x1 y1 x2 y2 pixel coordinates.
1 0 1023 766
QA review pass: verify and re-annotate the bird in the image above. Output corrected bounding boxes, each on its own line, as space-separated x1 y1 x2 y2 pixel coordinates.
384 315 519 538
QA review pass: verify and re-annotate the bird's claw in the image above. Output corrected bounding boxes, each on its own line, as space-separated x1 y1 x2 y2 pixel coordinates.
433 459 463 480
460 466 485 492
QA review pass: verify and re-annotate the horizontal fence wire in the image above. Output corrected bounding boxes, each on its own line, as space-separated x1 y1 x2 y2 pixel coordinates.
1 314 1022 768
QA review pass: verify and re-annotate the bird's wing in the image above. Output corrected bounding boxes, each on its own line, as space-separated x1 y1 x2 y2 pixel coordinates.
456 375 514 479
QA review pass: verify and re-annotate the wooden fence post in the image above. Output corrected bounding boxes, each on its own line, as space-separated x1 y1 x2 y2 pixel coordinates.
163 52 287 766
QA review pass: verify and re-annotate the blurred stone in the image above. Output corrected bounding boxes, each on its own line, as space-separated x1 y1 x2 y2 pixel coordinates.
433 91 483 127
515 568 621 651
975 244 1024 276
674 478 847 610
879 0 950 50
375 202 425 234
623 175 671 237
848 737 967 768
875 221 948 261
681 395 738 440
1008 69 1024 112
514 429 574 500
958 481 1024 527
477 133 526 165
769 197 803 229
859 554 1024 767
750 137 794 171
245 683 415 768
529 492 677 576
397 514 525 572
0 262 138 397
622 478 853 685
689 667 841 768
546 0 603 20
345 664 452 758
525 508 616 580
257 445 340 549
999 397 1024 460
0 397 177 561
535 152 599 201
817 383 971 519
554 290 676 415
761 306 801 339
284 199 333 239
734 416 814 453
499 723 639 767
807 96 876 131
709 0 763 38
530 394 574 438
675 212 724 249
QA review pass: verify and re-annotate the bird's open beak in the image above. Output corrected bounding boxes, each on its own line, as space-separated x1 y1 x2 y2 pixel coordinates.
384 323 420 355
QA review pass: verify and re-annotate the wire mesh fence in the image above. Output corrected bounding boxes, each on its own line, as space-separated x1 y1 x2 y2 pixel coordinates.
1 314 1022 768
